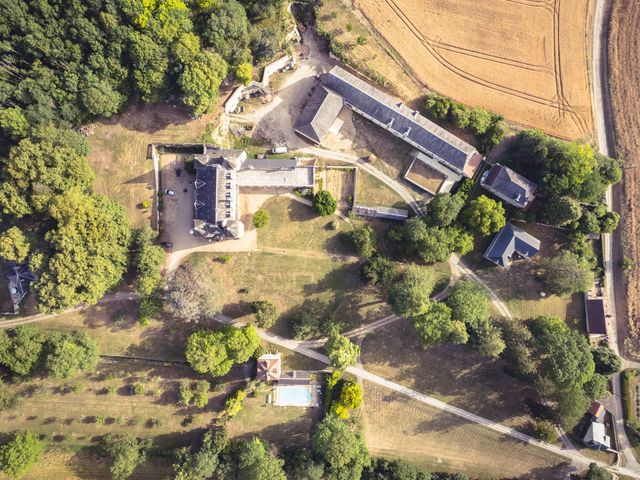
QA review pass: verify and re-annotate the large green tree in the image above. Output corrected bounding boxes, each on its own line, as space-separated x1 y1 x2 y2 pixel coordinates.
0 227 30 263
348 224 377 258
313 415 371 480
425 192 465 227
460 195 505 236
167 262 226 322
226 438 286 480
202 0 250 65
0 431 45 478
104 434 152 480
44 331 100 379
32 190 130 313
388 264 436 318
0 326 45 376
411 301 455 347
179 51 228 116
541 251 593 295
185 326 259 376
325 331 360 371
446 280 490 330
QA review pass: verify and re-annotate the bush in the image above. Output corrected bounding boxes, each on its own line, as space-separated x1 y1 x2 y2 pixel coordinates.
250 300 278 328
140 199 151 209
0 431 45 478
139 296 162 325
348 224 376 258
357 36 367 45
132 384 146 396
312 190 337 216
253 210 269 228
362 255 397 288
533 419 557 442
193 380 210 408
179 380 193 406
224 389 246 418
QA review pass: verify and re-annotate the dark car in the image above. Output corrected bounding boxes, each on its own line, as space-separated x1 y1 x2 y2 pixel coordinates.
160 242 173 249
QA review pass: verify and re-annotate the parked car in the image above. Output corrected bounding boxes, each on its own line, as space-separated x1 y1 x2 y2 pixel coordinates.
161 242 173 249
271 145 288 154
165 189 175 196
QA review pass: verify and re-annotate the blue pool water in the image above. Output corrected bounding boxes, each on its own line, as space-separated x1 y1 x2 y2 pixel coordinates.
276 386 312 406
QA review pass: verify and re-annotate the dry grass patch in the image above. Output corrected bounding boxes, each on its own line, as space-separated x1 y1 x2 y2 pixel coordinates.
362 381 572 479
361 322 533 430
88 103 214 228
350 0 594 140
356 170 407 209
322 166 356 213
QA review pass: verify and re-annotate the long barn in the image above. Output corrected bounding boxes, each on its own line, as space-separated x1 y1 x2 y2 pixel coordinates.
295 66 482 181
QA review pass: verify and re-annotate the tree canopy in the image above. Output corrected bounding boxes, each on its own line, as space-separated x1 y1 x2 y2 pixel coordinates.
226 438 286 480
411 301 457 347
104 434 152 480
0 431 45 479
313 415 371 480
313 190 337 216
348 224 377 258
388 264 437 318
325 331 360 371
44 331 100 379
0 227 30 263
446 280 490 330
460 195 505 236
0 325 45 376
425 192 465 227
168 262 226 322
185 326 259 376
541 251 593 295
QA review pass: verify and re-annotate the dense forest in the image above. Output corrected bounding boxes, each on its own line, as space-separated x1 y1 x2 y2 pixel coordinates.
0 0 289 312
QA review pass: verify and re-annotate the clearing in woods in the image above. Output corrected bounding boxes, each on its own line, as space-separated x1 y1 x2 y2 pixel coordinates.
349 0 595 140
608 0 640 356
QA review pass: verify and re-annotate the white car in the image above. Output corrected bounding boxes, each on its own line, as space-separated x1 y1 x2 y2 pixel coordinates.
165 189 175 196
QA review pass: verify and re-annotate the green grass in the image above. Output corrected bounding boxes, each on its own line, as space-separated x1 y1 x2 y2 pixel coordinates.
256 196 354 254
190 251 390 335
356 171 407 209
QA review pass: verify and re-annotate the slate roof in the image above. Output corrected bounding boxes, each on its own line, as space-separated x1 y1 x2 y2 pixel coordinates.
585 298 607 335
294 87 344 144
194 163 218 224
481 164 537 208
484 223 541 268
7 264 37 305
242 158 298 170
323 66 478 174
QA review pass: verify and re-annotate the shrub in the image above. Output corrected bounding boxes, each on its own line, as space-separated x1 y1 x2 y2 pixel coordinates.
533 419 557 442
252 210 269 228
224 389 246 418
312 190 337 216
179 380 193 406
622 370 636 421
348 224 376 258
132 384 146 396
139 296 162 325
357 36 367 45
193 380 210 409
362 255 397 288
140 199 151 209
250 300 278 328
96 416 106 425
0 431 45 478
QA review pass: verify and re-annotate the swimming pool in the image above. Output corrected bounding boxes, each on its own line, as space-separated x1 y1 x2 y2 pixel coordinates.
274 385 313 407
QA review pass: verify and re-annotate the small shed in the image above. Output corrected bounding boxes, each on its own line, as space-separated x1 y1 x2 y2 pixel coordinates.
585 297 607 339
256 353 282 382
353 204 408 221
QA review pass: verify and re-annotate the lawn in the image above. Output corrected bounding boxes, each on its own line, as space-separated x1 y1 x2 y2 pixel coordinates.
256 196 355 255
190 251 390 336
87 103 217 228
361 322 534 430
361 382 572 479
465 222 586 323
356 170 407 209
228 382 323 449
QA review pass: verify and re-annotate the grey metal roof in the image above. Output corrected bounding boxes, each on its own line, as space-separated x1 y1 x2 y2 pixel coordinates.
353 204 408 221
242 158 298 170
323 66 476 172
484 223 540 268
481 164 537 208
294 87 344 144
585 298 607 335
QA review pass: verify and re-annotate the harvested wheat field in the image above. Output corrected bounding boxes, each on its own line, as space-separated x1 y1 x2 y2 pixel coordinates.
351 0 594 140
608 0 640 356
362 382 573 479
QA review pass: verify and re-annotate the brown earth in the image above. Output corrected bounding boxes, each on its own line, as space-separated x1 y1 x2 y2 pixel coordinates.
350 0 595 140
608 0 640 356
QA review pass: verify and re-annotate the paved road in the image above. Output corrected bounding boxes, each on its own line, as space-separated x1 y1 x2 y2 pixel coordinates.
214 313 638 477
591 0 640 473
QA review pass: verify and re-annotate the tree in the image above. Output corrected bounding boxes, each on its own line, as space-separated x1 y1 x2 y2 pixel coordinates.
584 373 608 401
446 280 490 330
171 428 227 480
586 463 613 480
468 107 493 135
541 251 593 295
249 25 282 61
185 326 259 376
449 102 471 128
235 62 252 85
0 431 45 478
331 380 363 418
250 300 278 328
348 225 377 258
104 434 152 480
286 449 325 480
543 196 582 227
252 210 269 228
555 386 590 429
425 192 464 227
313 190 337 216
202 0 250 65
226 438 286 480
0 138 95 218
129 32 169 102
363 458 429 480
131 227 165 296
424 94 451 120
179 51 228 116
325 332 360 370
472 320 505 357
533 420 557 443
313 415 371 480
541 141 597 197
0 227 30 263
81 78 126 117
388 264 437 318
411 301 454 347
44 331 100 379
530 316 595 392
0 326 45 376
0 107 29 141
167 262 226 322
460 195 505 236
592 345 621 377
599 211 620 233
32 190 130 313
596 154 623 185
362 255 397 287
